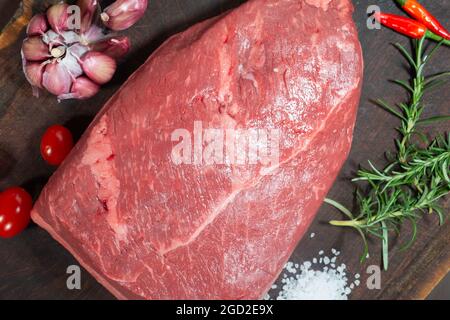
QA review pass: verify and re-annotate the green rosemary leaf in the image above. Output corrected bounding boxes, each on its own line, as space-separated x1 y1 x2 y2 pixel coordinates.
393 42 417 70
397 102 410 114
368 228 385 240
399 217 418 252
381 221 389 271
423 40 445 63
416 63 426 77
357 227 369 264
424 79 447 91
374 99 405 120
390 222 401 236
391 79 414 93
417 115 450 125
325 198 354 219
383 161 397 174
424 71 450 86
433 206 445 226
442 159 449 183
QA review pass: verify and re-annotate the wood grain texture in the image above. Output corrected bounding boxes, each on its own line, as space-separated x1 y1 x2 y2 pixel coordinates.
0 0 448 300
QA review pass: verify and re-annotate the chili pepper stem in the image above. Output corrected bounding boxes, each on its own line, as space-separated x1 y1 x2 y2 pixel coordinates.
426 30 450 46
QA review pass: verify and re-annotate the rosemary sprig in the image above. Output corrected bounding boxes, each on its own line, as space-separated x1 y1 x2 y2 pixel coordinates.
354 140 450 190
326 37 450 270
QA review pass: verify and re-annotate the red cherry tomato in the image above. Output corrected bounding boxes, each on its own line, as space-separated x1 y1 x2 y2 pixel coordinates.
0 187 33 238
40 125 74 166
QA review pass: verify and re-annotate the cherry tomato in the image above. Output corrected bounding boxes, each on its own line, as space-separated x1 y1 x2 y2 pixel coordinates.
0 187 33 238
40 125 74 166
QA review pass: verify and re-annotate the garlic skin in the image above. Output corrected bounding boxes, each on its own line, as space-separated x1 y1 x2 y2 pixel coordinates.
81 52 117 85
42 30 63 48
79 25 104 45
63 44 89 78
27 14 48 36
101 0 148 31
90 36 131 60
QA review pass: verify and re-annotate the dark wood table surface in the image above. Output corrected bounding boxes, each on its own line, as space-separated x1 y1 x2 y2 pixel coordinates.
0 0 448 300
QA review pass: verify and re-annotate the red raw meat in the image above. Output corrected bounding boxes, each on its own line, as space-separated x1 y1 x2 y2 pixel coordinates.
31 0 363 299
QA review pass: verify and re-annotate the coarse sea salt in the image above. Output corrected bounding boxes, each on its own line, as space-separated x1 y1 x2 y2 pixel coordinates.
265 249 361 300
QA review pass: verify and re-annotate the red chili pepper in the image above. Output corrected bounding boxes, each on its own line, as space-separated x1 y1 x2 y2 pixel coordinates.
375 12 426 39
395 0 450 40
374 12 450 46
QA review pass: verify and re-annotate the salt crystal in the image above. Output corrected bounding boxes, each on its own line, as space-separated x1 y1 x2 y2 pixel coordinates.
265 243 359 301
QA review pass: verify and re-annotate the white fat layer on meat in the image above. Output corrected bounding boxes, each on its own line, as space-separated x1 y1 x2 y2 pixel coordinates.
82 116 128 241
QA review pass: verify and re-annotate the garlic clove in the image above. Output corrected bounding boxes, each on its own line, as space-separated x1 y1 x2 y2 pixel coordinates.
47 3 70 33
42 62 73 96
77 0 99 34
89 36 131 60
27 14 48 36
22 37 50 61
23 62 45 98
59 76 100 100
101 0 148 31
81 51 117 85
24 63 44 88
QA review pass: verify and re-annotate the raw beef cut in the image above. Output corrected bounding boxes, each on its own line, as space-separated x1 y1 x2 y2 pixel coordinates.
31 0 363 299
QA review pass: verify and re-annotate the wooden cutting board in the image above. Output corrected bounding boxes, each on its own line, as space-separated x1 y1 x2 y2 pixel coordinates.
0 0 448 300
